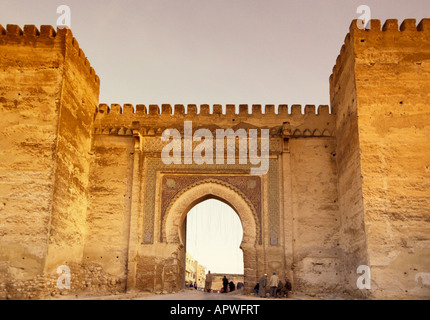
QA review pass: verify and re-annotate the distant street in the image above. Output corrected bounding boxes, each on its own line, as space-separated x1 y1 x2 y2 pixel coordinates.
53 288 321 300
133 290 268 300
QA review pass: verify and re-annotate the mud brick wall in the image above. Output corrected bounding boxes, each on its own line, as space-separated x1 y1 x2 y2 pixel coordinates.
0 25 68 278
0 24 99 294
0 261 124 299
330 25 370 297
331 19 430 298
289 138 342 295
353 19 430 299
84 135 136 284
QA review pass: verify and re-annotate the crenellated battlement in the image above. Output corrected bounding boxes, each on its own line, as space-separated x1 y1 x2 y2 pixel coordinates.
0 24 100 88
330 18 430 86
94 103 335 140
97 103 330 116
349 18 430 33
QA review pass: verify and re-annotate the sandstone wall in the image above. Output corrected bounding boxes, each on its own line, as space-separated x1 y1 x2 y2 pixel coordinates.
331 19 430 299
0 25 66 278
353 19 430 299
0 262 123 300
44 28 100 273
94 103 333 137
84 135 136 290
288 138 342 295
0 24 100 298
330 28 370 297
210 274 244 292
90 104 339 295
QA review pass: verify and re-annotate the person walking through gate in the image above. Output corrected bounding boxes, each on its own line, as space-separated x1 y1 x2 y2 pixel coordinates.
269 272 279 298
222 276 229 293
258 274 267 298
205 270 213 293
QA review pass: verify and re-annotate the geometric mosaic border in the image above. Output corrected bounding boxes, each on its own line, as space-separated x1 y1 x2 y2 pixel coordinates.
142 157 279 246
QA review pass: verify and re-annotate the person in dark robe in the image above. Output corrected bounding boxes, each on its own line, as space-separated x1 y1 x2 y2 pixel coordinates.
276 279 284 297
284 277 292 298
229 280 235 292
280 277 292 297
222 276 229 293
254 283 259 296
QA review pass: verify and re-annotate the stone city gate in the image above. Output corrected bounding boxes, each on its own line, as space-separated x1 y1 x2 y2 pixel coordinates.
2 19 430 299
94 110 317 294
85 102 337 295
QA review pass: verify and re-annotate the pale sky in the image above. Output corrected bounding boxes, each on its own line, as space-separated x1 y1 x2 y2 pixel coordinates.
1 0 429 107
186 199 244 275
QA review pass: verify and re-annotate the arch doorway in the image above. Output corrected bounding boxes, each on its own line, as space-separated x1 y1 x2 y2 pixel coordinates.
162 179 259 293
184 199 244 290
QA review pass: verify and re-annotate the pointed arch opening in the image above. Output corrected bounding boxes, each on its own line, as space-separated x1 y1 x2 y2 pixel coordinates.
184 199 244 290
162 179 259 293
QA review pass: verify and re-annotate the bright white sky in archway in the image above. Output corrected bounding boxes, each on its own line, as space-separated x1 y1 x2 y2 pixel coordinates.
186 199 244 275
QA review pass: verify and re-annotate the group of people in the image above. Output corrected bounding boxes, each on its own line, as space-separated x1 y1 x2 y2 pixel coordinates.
204 271 244 294
188 281 198 289
254 272 292 298
204 270 292 297
221 276 236 293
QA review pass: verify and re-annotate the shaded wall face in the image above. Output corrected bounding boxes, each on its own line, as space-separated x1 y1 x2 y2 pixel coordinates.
44 32 100 273
84 135 136 286
352 20 430 298
330 32 369 297
288 138 342 294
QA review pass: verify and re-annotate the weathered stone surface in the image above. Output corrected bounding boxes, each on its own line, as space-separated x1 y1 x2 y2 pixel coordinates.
330 19 430 299
1 19 429 300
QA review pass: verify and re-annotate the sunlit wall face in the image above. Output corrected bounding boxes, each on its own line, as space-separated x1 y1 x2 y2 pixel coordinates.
185 199 244 275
